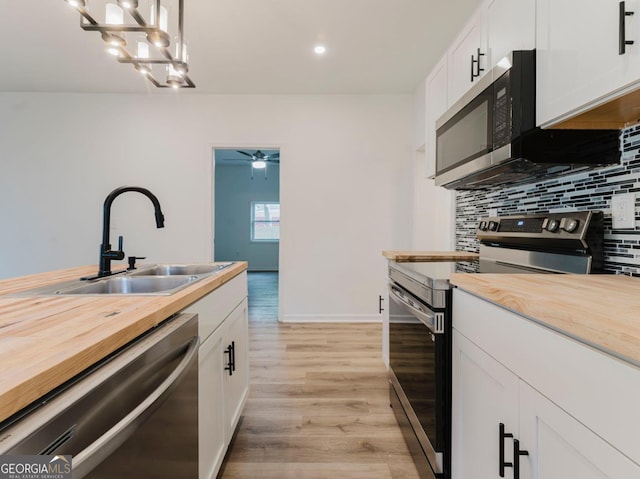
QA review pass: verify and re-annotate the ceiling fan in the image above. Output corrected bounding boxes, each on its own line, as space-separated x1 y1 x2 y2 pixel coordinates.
236 150 280 169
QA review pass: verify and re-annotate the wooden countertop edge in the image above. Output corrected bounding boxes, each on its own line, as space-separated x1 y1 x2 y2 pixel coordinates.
449 273 640 368
0 262 248 423
382 250 479 262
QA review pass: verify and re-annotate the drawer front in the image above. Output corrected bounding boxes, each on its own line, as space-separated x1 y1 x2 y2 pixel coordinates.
185 272 247 342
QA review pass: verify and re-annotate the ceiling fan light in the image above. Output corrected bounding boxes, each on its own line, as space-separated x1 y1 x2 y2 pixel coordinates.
252 160 267 169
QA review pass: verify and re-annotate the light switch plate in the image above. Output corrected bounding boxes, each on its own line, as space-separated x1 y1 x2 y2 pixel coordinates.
611 192 636 229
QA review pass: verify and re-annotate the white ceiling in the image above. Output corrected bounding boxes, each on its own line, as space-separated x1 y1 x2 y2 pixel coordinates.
0 0 482 94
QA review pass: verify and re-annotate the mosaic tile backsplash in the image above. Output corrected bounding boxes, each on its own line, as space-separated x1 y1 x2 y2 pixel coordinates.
455 124 640 274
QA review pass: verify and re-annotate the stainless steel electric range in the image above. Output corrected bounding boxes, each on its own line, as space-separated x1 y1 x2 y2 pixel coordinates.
387 210 604 479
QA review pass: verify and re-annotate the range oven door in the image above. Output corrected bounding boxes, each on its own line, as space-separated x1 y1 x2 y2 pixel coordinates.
388 281 449 477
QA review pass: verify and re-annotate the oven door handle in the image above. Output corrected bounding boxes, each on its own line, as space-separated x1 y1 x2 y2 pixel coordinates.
388 284 445 334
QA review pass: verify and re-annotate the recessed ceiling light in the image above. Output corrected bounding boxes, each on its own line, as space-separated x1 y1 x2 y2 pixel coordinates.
314 45 326 55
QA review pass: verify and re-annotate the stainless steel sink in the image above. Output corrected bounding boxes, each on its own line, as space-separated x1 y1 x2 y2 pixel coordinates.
10 262 236 296
130 262 233 277
60 275 199 295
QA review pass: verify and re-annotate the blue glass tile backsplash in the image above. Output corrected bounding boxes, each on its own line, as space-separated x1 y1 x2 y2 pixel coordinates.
456 125 640 274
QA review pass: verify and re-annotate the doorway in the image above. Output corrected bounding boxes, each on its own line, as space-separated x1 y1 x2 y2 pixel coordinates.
213 147 280 322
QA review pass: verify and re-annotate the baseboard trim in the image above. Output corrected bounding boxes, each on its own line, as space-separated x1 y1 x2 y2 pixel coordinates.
280 314 382 323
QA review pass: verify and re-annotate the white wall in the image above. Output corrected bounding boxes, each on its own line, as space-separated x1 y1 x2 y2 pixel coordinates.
0 92 413 322
214 162 279 271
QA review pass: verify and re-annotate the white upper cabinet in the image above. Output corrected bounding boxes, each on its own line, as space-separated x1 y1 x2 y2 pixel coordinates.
485 0 535 68
425 54 448 178
537 0 640 127
446 0 535 108
447 8 487 107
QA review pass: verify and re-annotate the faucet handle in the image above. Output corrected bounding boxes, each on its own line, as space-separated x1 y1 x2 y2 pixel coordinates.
127 256 146 270
118 235 123 251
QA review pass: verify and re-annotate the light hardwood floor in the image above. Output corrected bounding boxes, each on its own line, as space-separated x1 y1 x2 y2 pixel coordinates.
218 273 421 479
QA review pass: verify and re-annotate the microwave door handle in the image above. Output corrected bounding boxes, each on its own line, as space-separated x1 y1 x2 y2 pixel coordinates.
71 336 199 479
388 285 440 333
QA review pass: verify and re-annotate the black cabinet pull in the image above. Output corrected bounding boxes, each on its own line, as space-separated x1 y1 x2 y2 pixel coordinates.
499 423 513 477
230 340 236 372
620 1 635 54
475 47 485 78
513 439 529 479
471 48 485 81
378 295 385 314
470 53 476 82
499 423 529 478
224 343 234 376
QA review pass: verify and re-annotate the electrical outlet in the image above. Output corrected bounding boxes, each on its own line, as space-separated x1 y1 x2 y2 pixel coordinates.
611 193 636 229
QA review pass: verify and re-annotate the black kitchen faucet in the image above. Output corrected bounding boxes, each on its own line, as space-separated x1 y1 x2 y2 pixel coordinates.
92 186 165 279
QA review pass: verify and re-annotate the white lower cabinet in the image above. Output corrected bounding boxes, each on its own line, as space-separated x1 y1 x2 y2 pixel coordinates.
452 289 640 479
199 326 226 479
519 381 640 479
222 299 249 443
452 331 518 479
185 273 249 479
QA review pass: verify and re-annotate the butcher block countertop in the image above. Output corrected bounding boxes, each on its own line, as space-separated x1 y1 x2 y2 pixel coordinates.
0 262 247 424
382 250 479 262
450 273 640 367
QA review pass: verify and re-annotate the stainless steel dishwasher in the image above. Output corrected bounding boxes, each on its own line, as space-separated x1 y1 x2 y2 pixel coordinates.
0 313 199 479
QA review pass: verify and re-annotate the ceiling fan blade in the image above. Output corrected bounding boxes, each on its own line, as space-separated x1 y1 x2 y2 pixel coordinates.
271 153 280 159
236 150 253 158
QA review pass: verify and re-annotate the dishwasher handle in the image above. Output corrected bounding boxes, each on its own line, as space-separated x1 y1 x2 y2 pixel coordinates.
71 335 199 479
388 283 444 334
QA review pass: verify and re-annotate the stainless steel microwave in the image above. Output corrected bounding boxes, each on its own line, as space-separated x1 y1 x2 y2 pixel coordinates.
434 50 620 190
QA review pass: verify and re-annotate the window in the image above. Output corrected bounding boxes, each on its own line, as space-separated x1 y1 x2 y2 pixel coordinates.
251 202 280 241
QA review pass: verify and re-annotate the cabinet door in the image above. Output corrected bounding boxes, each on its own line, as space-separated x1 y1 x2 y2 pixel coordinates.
199 330 226 479
425 54 448 178
485 0 535 68
537 0 640 126
448 10 487 107
519 381 640 479
452 330 519 479
223 298 249 442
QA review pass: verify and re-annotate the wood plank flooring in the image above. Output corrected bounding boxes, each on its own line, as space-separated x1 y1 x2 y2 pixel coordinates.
218 272 420 479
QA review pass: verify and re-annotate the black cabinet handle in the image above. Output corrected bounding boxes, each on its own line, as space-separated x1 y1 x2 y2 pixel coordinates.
499 422 513 477
378 295 385 314
230 341 236 372
471 48 486 81
475 47 485 78
620 1 635 54
224 343 234 376
513 439 529 479
500 423 529 479
470 53 476 82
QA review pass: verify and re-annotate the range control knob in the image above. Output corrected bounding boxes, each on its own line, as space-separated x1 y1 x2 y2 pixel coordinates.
561 218 580 233
478 221 487 231
546 219 560 232
488 221 498 231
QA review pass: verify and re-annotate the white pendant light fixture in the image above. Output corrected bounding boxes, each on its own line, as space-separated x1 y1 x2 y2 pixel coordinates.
63 0 195 88
251 160 267 169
